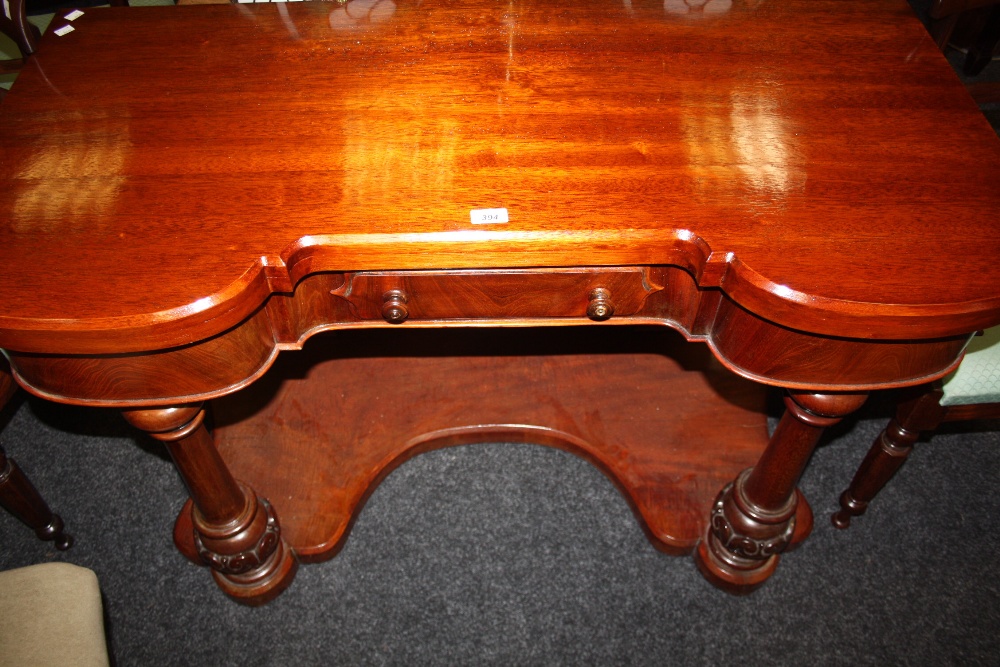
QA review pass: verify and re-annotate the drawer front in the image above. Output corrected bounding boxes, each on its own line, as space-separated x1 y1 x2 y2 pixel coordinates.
330 268 662 323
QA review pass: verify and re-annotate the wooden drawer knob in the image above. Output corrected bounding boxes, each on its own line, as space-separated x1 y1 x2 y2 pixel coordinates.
587 288 614 321
381 290 409 324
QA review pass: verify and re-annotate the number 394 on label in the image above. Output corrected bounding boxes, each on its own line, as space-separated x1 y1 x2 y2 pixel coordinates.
470 208 509 224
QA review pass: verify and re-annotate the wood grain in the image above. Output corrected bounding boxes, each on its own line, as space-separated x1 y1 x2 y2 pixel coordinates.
1 0 998 602
5 270 975 406
206 326 772 559
1 0 999 355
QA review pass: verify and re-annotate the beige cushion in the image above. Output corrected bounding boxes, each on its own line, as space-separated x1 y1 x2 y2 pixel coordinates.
0 563 110 667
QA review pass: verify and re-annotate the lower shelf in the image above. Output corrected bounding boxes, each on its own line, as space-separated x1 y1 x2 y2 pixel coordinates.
202 325 774 561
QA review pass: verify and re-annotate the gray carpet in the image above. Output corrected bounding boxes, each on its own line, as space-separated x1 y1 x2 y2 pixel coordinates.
2 390 1000 665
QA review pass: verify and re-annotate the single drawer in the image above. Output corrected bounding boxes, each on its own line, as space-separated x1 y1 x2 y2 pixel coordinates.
329 268 661 324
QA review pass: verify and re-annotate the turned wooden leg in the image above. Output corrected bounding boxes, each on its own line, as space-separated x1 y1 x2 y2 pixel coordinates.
832 386 945 529
0 359 72 550
695 391 867 594
122 405 297 606
0 446 73 550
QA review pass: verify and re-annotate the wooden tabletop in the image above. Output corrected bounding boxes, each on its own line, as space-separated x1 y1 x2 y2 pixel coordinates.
1 0 999 353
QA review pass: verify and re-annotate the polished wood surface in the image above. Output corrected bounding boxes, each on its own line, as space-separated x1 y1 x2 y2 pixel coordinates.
697 391 865 592
1 0 999 358
5 269 972 406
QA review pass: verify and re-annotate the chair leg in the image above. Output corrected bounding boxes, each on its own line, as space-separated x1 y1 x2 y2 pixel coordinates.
0 446 73 550
930 13 961 52
831 386 946 529
964 6 1000 76
0 361 72 550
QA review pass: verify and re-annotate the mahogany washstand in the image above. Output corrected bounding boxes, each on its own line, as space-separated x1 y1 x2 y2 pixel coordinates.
1 0 998 604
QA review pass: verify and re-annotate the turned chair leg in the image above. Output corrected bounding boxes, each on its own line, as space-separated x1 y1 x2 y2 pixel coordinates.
0 446 73 550
832 386 946 529
0 360 73 550
964 6 1000 76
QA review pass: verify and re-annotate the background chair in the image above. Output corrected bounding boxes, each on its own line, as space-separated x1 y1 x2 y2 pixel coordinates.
1 358 73 550
832 327 1000 528
930 0 1000 73
0 0 39 101
0 563 110 667
928 0 1000 104
1 0 131 100
0 0 38 57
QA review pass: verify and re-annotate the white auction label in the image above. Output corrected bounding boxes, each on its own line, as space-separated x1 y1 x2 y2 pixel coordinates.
64 9 84 20
470 208 509 224
53 25 75 36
